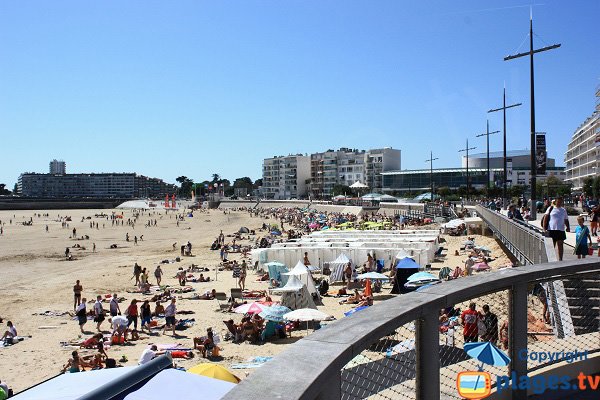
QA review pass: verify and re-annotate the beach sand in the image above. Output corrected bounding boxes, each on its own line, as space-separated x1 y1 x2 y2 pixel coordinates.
0 208 512 392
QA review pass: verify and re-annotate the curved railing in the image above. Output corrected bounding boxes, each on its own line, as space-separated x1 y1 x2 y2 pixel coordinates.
475 205 550 265
222 260 600 400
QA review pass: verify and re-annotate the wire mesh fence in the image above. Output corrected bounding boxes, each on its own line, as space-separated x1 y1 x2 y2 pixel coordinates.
340 322 417 400
526 272 600 372
438 289 510 399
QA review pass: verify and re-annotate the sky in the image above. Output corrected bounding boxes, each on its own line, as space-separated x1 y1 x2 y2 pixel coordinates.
1 1 598 187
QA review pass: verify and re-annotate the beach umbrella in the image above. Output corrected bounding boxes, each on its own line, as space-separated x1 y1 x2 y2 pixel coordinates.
187 363 240 384
344 305 369 317
407 272 438 282
363 279 373 297
475 246 491 252
259 305 292 321
464 342 510 367
264 261 285 268
356 272 389 281
283 308 330 322
438 267 452 280
463 240 475 246
416 283 435 292
233 302 268 315
472 262 490 272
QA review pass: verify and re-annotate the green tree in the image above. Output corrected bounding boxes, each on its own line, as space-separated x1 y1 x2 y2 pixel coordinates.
211 174 220 183
0 183 11 195
331 184 352 196
253 178 263 188
583 177 594 197
13 183 18 194
176 176 194 198
437 186 451 198
233 177 253 190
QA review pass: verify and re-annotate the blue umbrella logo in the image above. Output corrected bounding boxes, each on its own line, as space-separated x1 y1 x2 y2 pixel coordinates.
461 342 510 397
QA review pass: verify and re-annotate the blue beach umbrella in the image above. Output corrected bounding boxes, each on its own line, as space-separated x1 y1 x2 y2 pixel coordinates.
407 272 437 282
463 342 511 391
464 342 510 367
259 305 292 322
356 272 389 281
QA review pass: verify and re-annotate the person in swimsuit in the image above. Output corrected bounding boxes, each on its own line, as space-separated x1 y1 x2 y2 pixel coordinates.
73 280 83 311
62 350 91 373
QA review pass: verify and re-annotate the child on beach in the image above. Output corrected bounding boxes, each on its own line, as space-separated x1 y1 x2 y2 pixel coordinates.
574 216 592 259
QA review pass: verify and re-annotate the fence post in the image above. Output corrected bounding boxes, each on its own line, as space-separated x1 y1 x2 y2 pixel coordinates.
509 282 528 400
416 311 440 400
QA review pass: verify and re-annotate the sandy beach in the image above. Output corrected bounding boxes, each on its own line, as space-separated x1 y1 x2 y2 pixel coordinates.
0 207 512 393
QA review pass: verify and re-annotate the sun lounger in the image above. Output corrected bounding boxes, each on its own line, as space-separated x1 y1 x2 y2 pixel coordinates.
215 292 228 311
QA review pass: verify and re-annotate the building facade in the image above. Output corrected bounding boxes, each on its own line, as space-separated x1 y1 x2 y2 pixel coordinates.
564 85 600 190
18 173 177 198
383 150 565 193
262 155 311 199
49 159 66 175
307 147 401 198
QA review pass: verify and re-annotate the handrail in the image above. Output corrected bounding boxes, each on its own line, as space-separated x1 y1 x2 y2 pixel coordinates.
222 259 600 400
475 204 548 265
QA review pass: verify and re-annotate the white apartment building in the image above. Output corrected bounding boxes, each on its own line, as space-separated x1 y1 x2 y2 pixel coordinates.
49 159 66 175
564 85 600 190
262 155 311 199
308 147 401 197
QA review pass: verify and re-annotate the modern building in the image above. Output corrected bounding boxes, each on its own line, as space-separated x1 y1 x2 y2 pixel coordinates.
262 155 311 199
310 148 366 197
18 172 177 198
564 85 600 190
382 150 565 193
307 147 401 197
365 148 401 192
49 159 66 175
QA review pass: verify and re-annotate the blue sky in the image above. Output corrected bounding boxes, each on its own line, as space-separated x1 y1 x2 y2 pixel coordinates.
1 1 598 187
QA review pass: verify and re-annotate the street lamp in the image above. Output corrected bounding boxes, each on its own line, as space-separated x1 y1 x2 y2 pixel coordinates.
488 86 522 208
476 120 500 195
459 139 477 201
425 151 439 201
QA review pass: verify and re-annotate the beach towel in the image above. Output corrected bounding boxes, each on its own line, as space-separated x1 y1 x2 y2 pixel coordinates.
230 356 273 369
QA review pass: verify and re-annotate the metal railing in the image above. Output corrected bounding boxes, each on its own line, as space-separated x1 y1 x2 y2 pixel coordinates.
475 205 549 265
222 260 600 400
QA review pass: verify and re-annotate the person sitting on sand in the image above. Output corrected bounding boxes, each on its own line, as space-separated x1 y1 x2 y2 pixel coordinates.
1 321 17 345
194 328 216 358
62 350 92 373
355 295 373 308
153 301 165 317
339 289 362 305
242 317 258 343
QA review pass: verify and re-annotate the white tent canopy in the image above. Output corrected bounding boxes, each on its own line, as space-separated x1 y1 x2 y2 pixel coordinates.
283 261 319 297
271 274 305 293
395 249 415 260
349 181 368 189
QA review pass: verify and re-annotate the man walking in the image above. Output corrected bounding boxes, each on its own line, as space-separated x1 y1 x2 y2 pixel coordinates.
543 197 570 261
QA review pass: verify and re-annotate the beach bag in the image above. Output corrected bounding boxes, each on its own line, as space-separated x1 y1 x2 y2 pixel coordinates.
541 206 553 231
